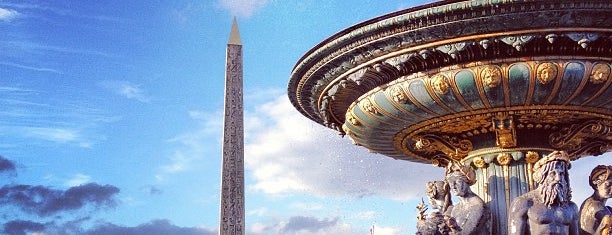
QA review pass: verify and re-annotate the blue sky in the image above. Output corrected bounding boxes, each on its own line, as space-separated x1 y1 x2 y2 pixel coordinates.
0 0 609 234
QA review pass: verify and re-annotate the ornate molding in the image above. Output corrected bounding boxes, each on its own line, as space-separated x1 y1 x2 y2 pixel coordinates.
549 119 612 158
536 62 559 85
288 0 612 164
500 35 535 51
590 63 610 84
497 153 512 166
413 134 473 160
493 114 517 148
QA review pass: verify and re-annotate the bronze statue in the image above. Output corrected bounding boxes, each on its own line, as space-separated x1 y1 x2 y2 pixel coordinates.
417 181 454 235
508 151 579 235
579 165 612 235
445 163 490 235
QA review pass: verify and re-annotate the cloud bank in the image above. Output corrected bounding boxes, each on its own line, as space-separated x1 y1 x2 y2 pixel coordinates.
84 220 216 235
2 219 217 235
0 183 119 216
244 95 442 199
0 155 16 174
0 7 18 22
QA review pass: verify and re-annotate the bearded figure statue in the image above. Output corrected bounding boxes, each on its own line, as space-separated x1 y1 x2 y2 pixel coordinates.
508 151 579 235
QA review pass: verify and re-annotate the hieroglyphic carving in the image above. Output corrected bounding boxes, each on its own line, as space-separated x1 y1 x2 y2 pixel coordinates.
220 43 245 235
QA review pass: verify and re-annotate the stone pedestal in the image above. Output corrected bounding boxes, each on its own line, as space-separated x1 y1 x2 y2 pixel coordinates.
463 150 549 235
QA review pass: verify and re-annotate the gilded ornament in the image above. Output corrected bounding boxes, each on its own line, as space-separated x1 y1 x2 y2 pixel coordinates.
590 63 610 84
497 153 512 166
342 124 353 136
493 115 517 148
428 114 492 134
536 62 558 84
473 156 487 168
413 135 473 159
481 66 502 88
430 74 450 94
525 151 540 164
345 111 359 126
360 98 378 115
389 85 408 103
432 158 441 167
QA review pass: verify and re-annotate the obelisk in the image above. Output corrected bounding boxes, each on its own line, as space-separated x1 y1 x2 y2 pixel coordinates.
219 18 244 235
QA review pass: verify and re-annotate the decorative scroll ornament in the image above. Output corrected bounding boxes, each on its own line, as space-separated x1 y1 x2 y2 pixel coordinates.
549 120 611 158
430 74 450 95
500 35 535 51
481 66 502 88
590 63 610 84
413 134 473 160
431 156 451 168
493 114 517 148
497 153 512 166
360 98 379 115
536 62 558 85
388 85 408 103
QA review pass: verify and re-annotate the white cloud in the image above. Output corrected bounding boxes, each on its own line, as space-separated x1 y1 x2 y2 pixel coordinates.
355 211 376 220
217 0 268 18
156 110 223 181
247 207 269 217
244 94 443 199
248 216 358 235
65 173 91 187
289 202 323 212
0 7 18 22
23 127 80 143
243 91 612 202
100 80 150 103
247 215 406 235
0 61 60 74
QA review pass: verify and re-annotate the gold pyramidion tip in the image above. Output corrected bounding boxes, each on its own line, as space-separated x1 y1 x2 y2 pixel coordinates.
228 17 242 45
